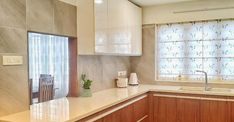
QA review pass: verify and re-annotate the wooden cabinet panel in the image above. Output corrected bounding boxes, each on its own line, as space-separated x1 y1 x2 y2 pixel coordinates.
119 104 134 122
177 98 200 122
228 100 234 122
133 96 148 121
200 99 228 122
154 96 177 122
102 110 121 122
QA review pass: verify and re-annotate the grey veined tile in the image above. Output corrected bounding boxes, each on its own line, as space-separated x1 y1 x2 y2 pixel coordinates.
0 27 27 53
0 0 26 29
0 66 29 117
54 0 77 37
27 0 54 33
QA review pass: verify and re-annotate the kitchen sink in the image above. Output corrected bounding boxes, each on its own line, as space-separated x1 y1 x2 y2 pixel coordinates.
180 87 232 93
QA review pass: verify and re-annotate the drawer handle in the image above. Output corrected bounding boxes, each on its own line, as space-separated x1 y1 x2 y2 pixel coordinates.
154 94 200 100
153 94 177 98
154 94 232 101
137 115 148 122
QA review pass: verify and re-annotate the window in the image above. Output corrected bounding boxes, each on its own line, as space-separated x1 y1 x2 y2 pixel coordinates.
28 32 69 99
157 19 234 82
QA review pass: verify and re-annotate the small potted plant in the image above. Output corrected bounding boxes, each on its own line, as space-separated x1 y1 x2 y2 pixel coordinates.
81 74 93 97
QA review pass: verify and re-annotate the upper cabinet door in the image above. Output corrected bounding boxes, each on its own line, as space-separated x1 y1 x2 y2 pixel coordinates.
126 1 142 55
107 0 142 55
95 0 108 53
78 0 142 56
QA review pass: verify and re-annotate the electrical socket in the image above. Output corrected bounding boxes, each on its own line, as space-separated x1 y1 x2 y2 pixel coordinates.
118 71 127 77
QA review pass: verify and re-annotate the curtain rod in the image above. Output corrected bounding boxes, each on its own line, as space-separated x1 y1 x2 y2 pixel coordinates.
173 6 234 14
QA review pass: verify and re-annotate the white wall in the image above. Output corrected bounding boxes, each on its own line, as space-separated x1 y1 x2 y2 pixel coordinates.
143 0 234 24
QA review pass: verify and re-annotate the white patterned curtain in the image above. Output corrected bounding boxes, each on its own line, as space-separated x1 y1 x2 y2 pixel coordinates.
157 19 234 82
29 32 69 98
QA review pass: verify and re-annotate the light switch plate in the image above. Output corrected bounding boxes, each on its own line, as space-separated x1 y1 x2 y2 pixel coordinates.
2 55 23 66
118 71 127 77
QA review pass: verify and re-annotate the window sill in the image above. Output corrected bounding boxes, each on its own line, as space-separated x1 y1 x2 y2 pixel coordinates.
155 80 234 85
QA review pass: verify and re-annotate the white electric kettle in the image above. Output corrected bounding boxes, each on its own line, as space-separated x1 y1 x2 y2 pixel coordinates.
129 73 139 85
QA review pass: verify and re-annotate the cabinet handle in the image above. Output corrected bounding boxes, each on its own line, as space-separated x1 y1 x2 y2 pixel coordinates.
200 97 227 102
153 94 200 100
154 94 233 102
86 95 147 122
137 115 148 122
153 94 177 98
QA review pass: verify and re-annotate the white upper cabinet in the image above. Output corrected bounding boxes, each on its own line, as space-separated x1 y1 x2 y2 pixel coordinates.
77 0 142 56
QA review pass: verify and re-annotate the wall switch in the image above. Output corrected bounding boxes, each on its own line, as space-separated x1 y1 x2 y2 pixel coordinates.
2 55 23 66
118 71 127 77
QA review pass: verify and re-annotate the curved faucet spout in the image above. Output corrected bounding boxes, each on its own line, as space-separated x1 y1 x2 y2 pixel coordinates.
196 70 209 91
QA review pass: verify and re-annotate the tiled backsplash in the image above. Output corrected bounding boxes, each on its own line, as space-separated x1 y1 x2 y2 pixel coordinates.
78 56 130 92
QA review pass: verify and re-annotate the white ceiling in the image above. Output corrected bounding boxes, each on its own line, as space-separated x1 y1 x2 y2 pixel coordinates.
130 0 199 6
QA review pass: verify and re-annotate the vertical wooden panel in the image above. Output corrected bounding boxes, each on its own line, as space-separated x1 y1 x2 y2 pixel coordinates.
68 37 78 97
200 99 228 122
102 110 121 122
148 93 154 122
120 104 134 122
228 98 234 122
177 98 200 122
154 96 177 122
133 96 148 121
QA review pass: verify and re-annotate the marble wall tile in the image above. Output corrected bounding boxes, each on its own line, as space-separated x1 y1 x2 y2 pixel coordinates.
130 25 156 84
0 0 26 29
27 0 54 33
78 56 130 92
0 26 28 117
0 66 28 116
0 0 77 117
54 0 77 37
0 27 27 53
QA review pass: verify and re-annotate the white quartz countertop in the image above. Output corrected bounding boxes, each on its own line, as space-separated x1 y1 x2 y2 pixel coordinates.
1 84 234 122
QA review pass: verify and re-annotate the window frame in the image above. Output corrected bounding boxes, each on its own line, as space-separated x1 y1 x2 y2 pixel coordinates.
155 19 234 83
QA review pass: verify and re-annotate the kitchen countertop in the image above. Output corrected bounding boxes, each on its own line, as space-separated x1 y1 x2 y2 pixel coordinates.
1 84 234 122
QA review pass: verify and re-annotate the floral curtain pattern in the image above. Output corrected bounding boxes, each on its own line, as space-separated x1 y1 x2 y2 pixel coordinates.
157 20 234 81
28 33 69 98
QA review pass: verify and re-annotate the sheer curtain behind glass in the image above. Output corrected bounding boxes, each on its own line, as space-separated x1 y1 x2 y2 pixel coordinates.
29 33 69 98
157 19 234 82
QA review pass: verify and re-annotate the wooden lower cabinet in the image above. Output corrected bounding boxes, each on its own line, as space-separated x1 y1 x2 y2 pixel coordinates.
200 98 228 122
80 94 148 122
177 98 200 122
154 95 177 122
102 110 121 122
153 93 231 122
133 95 149 122
228 99 234 122
81 93 234 122
119 104 134 122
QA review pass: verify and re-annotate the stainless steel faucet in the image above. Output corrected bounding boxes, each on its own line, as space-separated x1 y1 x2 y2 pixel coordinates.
196 70 210 91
